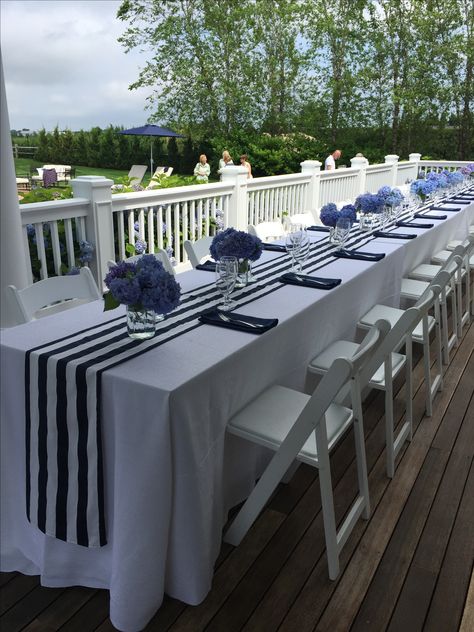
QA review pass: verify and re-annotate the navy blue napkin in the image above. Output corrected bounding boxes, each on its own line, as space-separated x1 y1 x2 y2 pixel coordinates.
198 308 278 334
430 206 461 212
195 260 216 272
373 231 416 240
447 199 471 204
414 212 447 220
279 272 341 290
396 221 434 229
262 243 287 252
334 249 385 261
307 225 331 232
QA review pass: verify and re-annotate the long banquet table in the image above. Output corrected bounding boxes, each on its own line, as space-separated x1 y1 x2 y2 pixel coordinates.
1 193 473 631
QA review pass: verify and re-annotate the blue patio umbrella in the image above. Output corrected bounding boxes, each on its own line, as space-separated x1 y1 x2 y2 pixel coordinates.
118 124 184 175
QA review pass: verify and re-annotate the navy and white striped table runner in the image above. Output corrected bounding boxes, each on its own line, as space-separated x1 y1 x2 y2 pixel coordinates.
24 189 471 547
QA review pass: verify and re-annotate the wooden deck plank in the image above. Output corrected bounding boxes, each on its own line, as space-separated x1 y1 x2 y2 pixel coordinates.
1 319 472 632
0 585 64 632
308 325 474 632
424 457 474 632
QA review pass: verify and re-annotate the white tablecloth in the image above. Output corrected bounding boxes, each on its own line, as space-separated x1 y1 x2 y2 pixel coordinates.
1 201 472 631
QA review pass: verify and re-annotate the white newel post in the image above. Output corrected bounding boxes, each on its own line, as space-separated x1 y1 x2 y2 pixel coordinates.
384 154 399 187
300 160 322 218
409 153 422 180
71 176 115 289
220 166 249 230
1 53 30 327
350 155 368 194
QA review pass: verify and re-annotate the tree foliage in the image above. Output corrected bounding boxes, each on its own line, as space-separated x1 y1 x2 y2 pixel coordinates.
117 0 473 159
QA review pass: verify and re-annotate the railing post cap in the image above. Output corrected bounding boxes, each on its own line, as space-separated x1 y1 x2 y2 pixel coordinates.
72 175 114 187
220 165 248 179
350 156 368 168
409 153 422 162
384 154 399 163
300 160 322 170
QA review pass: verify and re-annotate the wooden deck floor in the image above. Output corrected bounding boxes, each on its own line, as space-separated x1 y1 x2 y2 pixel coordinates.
1 319 473 632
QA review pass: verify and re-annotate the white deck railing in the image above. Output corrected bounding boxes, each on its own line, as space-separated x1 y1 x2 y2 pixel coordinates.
17 154 471 286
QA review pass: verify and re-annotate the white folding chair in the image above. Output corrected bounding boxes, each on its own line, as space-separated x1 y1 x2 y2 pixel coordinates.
357 272 447 419
402 245 466 364
107 250 175 276
6 267 101 325
248 221 285 242
288 212 316 227
433 236 473 332
309 284 443 478
224 319 389 580
183 236 214 268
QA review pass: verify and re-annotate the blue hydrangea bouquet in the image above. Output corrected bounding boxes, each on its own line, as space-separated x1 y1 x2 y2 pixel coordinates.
210 228 263 286
104 254 181 339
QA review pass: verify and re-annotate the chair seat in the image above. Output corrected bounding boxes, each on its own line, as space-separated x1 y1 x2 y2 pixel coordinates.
447 240 464 251
409 263 442 281
432 250 452 264
308 340 405 387
359 304 435 342
401 277 452 301
228 385 352 465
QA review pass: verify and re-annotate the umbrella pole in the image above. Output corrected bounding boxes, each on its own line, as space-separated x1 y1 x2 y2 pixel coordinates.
150 139 154 176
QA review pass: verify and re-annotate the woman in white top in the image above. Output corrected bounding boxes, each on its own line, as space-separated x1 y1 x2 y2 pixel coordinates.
217 150 234 177
193 154 211 182
240 154 252 178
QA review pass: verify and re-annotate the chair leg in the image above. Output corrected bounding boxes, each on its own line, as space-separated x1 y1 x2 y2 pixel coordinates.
383 359 395 479
351 380 370 517
317 450 340 580
405 336 413 439
440 292 449 365
422 316 433 417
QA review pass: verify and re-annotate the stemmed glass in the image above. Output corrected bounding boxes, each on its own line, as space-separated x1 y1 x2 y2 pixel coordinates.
333 217 351 251
285 224 303 272
215 256 238 311
293 228 311 272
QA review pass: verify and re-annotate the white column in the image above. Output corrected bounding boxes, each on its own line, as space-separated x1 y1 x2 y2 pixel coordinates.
220 166 249 230
384 154 399 187
350 155 368 194
409 152 422 179
71 176 114 289
0 53 29 327
300 160 322 220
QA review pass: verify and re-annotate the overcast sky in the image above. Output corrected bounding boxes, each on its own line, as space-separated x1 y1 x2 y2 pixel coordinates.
1 0 151 131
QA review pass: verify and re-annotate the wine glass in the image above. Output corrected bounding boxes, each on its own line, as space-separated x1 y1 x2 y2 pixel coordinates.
293 228 311 272
215 256 238 311
285 224 303 272
333 217 351 251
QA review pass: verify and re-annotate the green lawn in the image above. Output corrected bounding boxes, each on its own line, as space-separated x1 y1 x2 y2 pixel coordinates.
15 158 130 184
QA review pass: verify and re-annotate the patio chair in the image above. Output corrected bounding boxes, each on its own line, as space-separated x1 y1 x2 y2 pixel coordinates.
146 167 174 190
128 165 148 186
224 319 389 580
248 221 285 242
107 250 175 276
6 267 101 325
184 236 214 268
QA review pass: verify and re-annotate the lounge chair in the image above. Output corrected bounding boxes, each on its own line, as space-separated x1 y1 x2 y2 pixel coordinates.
128 165 148 185
146 167 174 190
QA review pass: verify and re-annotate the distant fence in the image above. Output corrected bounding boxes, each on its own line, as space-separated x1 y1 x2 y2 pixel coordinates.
13 145 38 159
17 154 472 287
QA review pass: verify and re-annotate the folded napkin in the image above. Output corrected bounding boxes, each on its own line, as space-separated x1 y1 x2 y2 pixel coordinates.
414 212 447 220
307 225 331 232
279 272 341 290
198 308 278 334
430 205 461 212
262 242 287 252
373 231 416 240
447 199 471 204
195 260 216 272
334 249 385 262
396 221 434 229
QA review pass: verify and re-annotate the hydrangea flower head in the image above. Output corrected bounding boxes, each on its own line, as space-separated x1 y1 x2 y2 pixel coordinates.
355 193 385 214
210 228 263 261
339 204 357 224
319 203 339 227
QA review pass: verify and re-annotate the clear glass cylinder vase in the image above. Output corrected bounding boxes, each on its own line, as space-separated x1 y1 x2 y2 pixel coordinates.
236 258 250 288
126 306 156 340
359 213 373 232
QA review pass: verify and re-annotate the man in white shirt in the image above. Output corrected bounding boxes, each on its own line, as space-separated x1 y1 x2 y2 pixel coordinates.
325 149 342 170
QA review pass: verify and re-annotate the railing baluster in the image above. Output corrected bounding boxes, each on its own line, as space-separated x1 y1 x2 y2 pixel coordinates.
50 221 62 275
173 203 181 263
117 211 125 261
64 218 75 270
147 207 155 254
